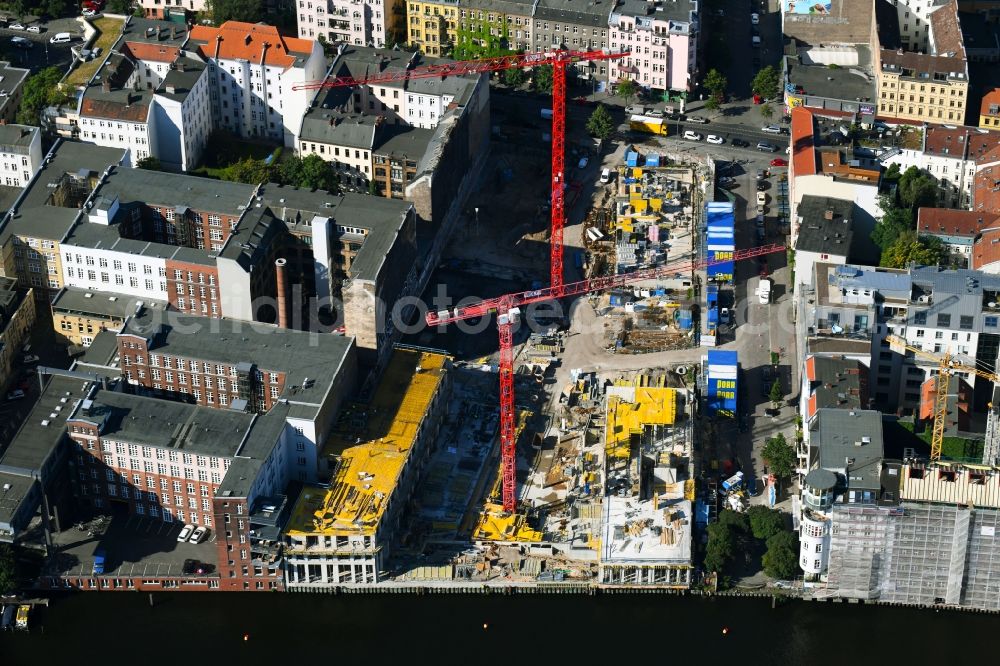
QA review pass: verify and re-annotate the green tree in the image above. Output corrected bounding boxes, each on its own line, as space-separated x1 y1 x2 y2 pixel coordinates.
704 68 727 106
221 157 271 185
585 104 614 141
136 156 162 171
705 96 720 111
7 0 26 19
884 163 901 181
759 103 774 121
871 199 913 250
107 0 133 13
296 154 338 191
751 65 781 100
503 67 526 87
881 230 946 268
704 522 735 572
16 66 70 125
769 378 783 405
532 65 554 93
897 166 938 210
761 432 795 479
0 544 17 595
615 78 637 107
717 509 749 533
762 530 799 579
747 505 786 540
207 0 263 23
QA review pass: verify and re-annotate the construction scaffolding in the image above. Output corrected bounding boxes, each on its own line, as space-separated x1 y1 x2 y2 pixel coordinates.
823 502 1000 610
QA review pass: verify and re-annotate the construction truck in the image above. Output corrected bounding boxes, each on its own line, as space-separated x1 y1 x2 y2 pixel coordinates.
629 114 668 136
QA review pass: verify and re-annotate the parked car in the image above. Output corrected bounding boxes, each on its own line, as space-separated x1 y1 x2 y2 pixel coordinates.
10 36 32 49
188 526 209 544
770 157 788 167
731 137 749 148
599 168 611 184
9 23 25 30
706 134 724 145
683 130 702 141
22 354 39 364
756 142 778 152
182 559 211 575
756 169 767 180
757 191 768 206
756 181 769 191
751 12 760 24
577 156 589 169
5 389 24 401
82 8 98 15
25 24 41 33
761 125 782 134
720 307 731 325
177 524 194 542
687 116 708 124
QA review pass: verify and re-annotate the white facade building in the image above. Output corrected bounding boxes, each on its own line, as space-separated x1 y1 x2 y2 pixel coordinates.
608 0 699 93
188 22 327 147
297 0 401 47
0 125 41 188
150 57 213 171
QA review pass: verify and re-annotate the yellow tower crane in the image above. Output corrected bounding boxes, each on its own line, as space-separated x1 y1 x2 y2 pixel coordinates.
886 335 999 461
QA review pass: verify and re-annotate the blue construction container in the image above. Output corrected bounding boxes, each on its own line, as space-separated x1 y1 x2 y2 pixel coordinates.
678 309 693 330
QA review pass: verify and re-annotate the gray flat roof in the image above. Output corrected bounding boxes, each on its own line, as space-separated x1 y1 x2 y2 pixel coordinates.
299 110 378 148
0 141 127 245
825 263 912 301
534 0 611 26
217 404 288 497
121 17 188 45
257 185 412 282
0 374 92 474
155 57 207 103
332 46 480 105
795 195 856 255
0 470 34 526
71 389 255 457
95 164 255 215
76 329 121 368
120 309 354 414
374 125 434 158
613 0 696 22
787 58 875 103
0 125 37 153
62 221 210 264
809 356 866 411
52 287 168 319
814 408 884 490
0 61 29 97
218 205 282 267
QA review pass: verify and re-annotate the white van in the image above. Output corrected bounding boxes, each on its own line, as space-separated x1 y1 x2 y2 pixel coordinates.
50 32 72 43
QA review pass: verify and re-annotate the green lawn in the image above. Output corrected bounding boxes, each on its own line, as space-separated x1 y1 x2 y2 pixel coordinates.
901 420 984 462
188 133 284 179
65 17 125 88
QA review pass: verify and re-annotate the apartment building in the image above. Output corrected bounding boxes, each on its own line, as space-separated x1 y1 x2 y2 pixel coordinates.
531 0 611 81
792 196 865 287
116 308 357 462
798 409 886 580
607 0 699 94
371 125 433 198
0 276 34 393
297 0 403 47
0 141 129 298
880 125 1000 209
298 108 380 189
980 88 1000 128
0 125 41 188
188 22 326 147
0 61 29 125
875 0 970 124
454 0 534 54
916 207 1000 261
51 287 167 348
139 0 204 19
407 0 459 56
284 348 450 588
150 56 212 172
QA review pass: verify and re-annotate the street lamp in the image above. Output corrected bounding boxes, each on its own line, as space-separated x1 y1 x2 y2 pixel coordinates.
474 206 479 236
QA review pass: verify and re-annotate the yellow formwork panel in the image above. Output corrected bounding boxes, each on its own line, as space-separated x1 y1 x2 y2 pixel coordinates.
604 387 678 461
286 349 449 537
630 198 649 213
648 198 663 211
473 504 544 542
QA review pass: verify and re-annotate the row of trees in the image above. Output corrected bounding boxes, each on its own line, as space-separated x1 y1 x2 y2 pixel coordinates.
705 507 799 579
871 165 946 268
16 67 72 125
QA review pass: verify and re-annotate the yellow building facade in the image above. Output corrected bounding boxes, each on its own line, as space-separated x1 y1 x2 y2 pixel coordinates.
406 0 458 56
980 89 1000 129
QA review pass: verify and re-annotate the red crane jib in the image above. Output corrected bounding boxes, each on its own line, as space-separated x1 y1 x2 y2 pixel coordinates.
426 244 786 327
292 49 628 91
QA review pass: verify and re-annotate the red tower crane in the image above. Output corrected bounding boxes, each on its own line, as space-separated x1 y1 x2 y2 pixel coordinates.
294 49 628 291
427 244 787 513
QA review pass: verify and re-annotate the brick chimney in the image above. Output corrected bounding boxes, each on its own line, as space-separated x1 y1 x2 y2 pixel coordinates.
824 209 834 220
102 77 111 93
275 258 289 329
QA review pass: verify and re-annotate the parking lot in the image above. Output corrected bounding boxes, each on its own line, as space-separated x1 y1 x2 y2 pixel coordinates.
44 512 220 580
0 17 84 73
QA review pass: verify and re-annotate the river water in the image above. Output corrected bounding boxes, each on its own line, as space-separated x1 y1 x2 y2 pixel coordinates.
0 592 991 664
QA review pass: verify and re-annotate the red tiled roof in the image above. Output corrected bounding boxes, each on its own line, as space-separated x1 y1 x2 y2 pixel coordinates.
80 97 150 123
791 106 816 178
921 124 1000 161
973 164 1000 216
124 42 180 64
971 228 1000 270
189 21 315 69
917 207 999 237
981 89 1000 119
